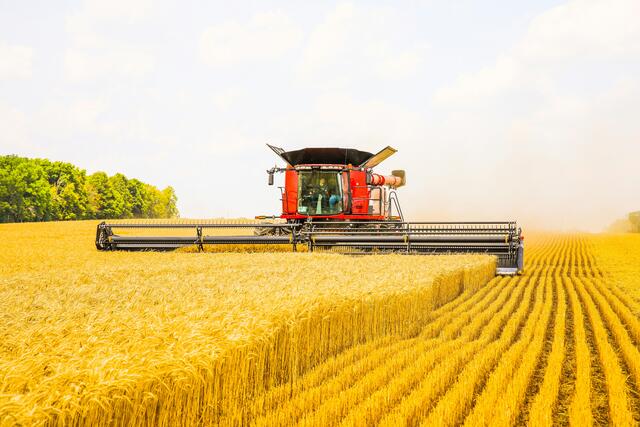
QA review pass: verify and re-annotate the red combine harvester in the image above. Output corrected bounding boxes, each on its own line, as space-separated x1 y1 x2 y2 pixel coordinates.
264 145 405 223
96 145 524 274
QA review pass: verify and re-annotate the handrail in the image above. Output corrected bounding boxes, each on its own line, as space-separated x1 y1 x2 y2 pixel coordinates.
388 191 404 221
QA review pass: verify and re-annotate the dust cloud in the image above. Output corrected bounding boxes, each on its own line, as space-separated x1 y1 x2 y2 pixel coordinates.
396 116 640 233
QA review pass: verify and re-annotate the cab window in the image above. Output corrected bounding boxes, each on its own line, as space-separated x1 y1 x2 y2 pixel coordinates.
298 171 343 215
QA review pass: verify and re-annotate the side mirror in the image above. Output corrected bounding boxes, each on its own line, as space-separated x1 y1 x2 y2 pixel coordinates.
268 171 274 186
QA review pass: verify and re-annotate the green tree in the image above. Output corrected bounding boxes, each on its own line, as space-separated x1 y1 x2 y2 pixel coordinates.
161 186 179 218
39 159 90 220
0 155 179 222
86 172 127 219
86 172 107 219
0 156 51 222
127 178 146 217
138 184 178 218
108 173 133 218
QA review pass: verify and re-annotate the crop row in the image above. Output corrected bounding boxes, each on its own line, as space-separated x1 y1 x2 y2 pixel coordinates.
250 234 640 426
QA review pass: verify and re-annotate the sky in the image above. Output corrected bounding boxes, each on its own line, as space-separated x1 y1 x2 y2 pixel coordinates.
1 0 639 231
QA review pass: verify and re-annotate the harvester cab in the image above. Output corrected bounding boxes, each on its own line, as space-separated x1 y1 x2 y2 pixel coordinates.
96 145 524 275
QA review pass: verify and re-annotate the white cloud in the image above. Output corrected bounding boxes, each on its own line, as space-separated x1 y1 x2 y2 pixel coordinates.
0 104 29 150
212 88 248 112
371 43 428 80
199 12 302 67
298 3 428 83
433 56 525 107
63 0 155 81
521 0 640 61
299 3 355 73
37 98 108 138
78 0 153 23
64 48 154 81
436 0 640 106
270 92 427 153
0 41 32 79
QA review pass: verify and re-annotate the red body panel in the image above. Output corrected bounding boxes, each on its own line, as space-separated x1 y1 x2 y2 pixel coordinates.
349 169 368 215
283 168 298 214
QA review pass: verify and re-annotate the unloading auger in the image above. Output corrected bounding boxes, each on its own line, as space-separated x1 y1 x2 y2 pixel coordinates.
96 145 524 275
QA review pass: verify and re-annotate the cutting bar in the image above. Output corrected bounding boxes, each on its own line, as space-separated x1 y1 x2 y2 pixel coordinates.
96 220 524 274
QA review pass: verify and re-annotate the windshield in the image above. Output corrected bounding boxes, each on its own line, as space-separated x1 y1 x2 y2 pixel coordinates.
298 171 343 215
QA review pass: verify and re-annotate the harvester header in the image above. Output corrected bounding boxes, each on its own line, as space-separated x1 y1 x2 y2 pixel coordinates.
96 145 524 275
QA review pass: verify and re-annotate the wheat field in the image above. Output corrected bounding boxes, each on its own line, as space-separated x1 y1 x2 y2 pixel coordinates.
0 221 494 426
1 222 640 426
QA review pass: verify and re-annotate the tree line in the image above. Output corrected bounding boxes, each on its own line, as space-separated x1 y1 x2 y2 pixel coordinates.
0 155 178 222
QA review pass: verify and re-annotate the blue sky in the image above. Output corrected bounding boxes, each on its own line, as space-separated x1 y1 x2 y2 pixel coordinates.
1 0 639 230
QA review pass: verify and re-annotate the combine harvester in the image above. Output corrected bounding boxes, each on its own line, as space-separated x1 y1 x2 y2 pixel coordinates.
96 145 524 274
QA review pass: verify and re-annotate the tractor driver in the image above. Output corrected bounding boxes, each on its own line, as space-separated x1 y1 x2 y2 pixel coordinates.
313 178 330 214
318 178 328 194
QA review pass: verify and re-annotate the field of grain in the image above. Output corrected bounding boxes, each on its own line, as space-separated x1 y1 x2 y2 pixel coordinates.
1 222 640 426
0 221 493 426
590 233 640 303
242 233 640 426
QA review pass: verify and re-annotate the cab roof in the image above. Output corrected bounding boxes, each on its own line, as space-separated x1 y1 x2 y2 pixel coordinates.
267 144 396 168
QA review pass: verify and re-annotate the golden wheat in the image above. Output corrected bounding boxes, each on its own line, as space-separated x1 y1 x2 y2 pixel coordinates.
0 221 493 425
376 276 528 426
464 276 554 426
3 224 640 426
527 273 567 425
590 233 640 303
574 277 635 425
566 273 594 426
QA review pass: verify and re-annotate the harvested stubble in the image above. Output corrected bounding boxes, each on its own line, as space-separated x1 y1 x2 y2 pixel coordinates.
0 221 494 426
250 233 640 426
